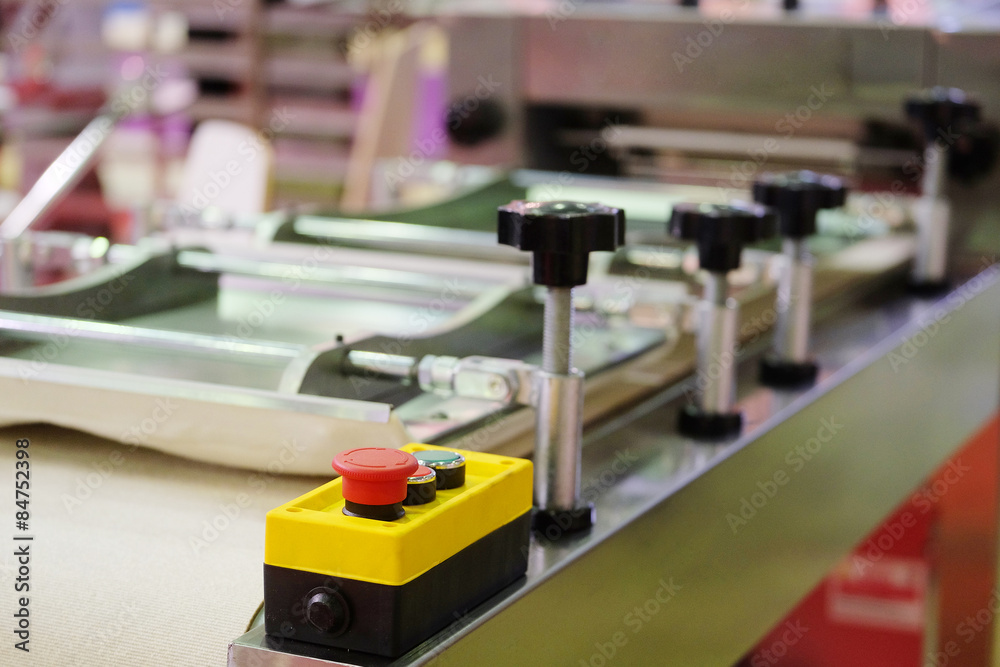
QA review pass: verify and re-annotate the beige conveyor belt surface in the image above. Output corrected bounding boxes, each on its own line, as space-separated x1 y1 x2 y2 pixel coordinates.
0 424 321 666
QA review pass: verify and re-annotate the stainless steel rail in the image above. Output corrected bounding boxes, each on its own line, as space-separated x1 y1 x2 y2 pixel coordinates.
0 105 131 241
230 267 1000 666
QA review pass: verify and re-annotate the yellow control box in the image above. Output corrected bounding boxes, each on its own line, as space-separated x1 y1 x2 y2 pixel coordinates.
263 444 533 657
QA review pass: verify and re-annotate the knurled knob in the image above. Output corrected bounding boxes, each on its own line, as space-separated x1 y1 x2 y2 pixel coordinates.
498 201 625 287
752 171 847 238
905 87 981 141
669 203 778 272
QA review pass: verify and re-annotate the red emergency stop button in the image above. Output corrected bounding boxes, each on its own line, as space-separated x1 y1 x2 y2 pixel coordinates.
333 448 418 521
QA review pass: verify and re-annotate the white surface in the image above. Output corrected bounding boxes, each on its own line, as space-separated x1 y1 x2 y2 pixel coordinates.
0 424 323 666
176 121 272 217
0 366 410 475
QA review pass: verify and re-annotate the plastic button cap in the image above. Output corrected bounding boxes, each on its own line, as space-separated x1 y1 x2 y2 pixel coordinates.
332 448 419 506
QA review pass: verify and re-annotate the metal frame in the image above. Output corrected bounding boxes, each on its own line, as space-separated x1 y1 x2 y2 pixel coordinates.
230 256 1000 665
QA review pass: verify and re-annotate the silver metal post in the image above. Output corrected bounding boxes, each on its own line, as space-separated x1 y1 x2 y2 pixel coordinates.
912 145 950 284
697 272 739 414
533 369 585 513
921 144 946 200
534 286 585 514
774 239 813 363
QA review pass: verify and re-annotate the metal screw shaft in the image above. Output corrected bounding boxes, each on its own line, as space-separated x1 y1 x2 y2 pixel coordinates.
542 287 574 375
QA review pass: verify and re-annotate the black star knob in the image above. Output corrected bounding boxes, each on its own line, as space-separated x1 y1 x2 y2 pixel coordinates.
447 97 506 147
669 203 778 273
752 171 847 239
905 87 981 142
498 201 625 287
